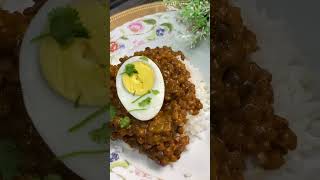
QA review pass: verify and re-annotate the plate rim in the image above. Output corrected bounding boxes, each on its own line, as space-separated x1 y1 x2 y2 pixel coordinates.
110 2 167 30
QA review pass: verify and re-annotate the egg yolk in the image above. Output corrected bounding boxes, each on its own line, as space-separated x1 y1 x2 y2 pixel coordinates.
122 62 154 95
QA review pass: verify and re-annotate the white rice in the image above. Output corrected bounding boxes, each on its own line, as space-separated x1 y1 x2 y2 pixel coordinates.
183 60 210 141
110 57 210 179
233 1 320 179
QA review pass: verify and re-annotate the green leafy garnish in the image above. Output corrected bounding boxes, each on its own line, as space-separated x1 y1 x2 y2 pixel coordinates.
68 105 108 133
122 64 138 76
89 123 109 144
58 149 107 160
143 19 157 25
0 140 22 180
139 56 149 61
131 91 149 103
32 6 90 46
119 116 131 128
138 97 152 107
151 89 160 95
129 108 147 112
131 89 159 103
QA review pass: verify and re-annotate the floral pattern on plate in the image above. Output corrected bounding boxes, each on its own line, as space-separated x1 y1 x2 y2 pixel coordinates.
110 11 181 65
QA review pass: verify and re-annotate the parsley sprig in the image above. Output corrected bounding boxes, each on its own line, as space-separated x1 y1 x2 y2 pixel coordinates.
121 64 138 76
119 116 131 129
32 6 90 46
138 97 152 107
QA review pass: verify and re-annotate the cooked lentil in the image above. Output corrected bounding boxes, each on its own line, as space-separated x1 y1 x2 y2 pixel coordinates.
110 46 202 166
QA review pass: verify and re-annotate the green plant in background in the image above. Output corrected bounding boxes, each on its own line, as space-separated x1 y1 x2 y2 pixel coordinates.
163 0 210 47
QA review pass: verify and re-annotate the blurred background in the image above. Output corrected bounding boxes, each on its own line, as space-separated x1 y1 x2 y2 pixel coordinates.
0 0 160 180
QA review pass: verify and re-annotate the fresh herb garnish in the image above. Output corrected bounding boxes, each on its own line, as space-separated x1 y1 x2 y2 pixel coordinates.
129 108 147 112
119 116 131 128
138 97 152 107
131 90 150 103
0 140 22 180
89 123 109 144
32 6 90 46
122 64 138 76
68 105 108 133
139 56 149 61
151 89 160 95
131 89 159 104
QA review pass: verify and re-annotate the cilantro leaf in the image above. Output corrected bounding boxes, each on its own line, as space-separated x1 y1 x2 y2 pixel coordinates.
138 97 152 107
0 140 22 180
122 64 138 76
119 116 131 128
89 123 109 144
33 6 90 46
151 90 159 95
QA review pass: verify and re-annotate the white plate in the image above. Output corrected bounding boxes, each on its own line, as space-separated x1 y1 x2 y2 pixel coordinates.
19 1 107 180
110 11 210 180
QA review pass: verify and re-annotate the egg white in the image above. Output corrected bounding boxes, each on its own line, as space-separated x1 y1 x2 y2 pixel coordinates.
116 56 165 121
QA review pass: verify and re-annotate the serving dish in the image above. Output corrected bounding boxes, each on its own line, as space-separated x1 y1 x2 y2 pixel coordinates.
110 2 210 180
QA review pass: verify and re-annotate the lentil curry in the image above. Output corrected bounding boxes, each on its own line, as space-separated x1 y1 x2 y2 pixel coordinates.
110 47 203 165
212 0 297 179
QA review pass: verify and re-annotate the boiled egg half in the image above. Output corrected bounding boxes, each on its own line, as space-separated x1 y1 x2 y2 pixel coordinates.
116 56 165 121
